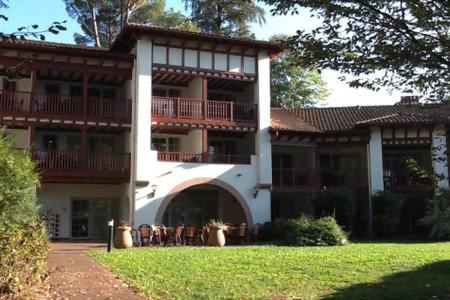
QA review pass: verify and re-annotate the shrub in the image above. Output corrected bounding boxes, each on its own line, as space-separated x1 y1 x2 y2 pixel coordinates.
258 219 286 241
372 191 405 238
421 189 450 239
0 222 49 294
0 132 48 296
284 216 348 246
314 188 356 231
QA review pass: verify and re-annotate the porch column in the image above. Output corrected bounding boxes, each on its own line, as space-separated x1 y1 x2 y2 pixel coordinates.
368 127 384 194
431 124 449 190
201 128 208 163
28 126 35 150
80 128 87 172
202 77 207 119
30 67 37 112
253 49 272 224
133 37 152 184
82 73 88 118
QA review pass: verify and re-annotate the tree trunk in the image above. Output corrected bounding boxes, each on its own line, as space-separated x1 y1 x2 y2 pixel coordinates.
89 2 101 47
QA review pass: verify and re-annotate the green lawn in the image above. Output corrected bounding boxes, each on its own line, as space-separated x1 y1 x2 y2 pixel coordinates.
88 242 450 300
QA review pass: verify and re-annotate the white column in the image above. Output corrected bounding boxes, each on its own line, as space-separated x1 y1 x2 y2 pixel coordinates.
253 50 272 223
432 124 449 190
134 37 152 183
368 127 384 194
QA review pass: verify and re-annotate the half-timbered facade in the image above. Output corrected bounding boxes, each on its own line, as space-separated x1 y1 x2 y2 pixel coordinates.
0 25 281 239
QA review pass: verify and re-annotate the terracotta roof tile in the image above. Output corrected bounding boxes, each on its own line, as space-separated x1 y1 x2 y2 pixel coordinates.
271 104 450 133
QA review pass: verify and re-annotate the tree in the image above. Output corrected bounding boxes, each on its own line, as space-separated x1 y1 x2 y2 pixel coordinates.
65 0 197 47
183 0 265 37
0 1 66 77
271 36 328 108
264 0 450 102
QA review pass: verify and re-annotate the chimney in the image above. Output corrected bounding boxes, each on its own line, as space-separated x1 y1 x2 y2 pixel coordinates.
397 95 420 105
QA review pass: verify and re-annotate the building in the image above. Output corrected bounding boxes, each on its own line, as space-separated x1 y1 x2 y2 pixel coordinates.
0 25 281 239
1 26 448 239
270 99 450 234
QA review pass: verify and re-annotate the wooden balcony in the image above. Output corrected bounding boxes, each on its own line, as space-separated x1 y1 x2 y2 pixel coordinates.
152 96 257 127
157 151 251 165
31 149 131 183
272 168 368 192
384 167 434 193
0 90 132 124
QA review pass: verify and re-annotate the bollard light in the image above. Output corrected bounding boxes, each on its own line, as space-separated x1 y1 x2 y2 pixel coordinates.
107 219 114 253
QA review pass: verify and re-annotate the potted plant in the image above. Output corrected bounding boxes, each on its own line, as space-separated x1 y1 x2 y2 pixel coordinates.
114 220 133 249
207 219 225 247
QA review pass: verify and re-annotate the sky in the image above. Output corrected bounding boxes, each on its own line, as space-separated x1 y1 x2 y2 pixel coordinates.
0 0 402 107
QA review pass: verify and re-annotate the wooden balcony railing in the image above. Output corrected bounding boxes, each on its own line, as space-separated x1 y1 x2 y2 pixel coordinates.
272 168 368 191
383 167 434 192
152 96 257 124
31 149 131 179
0 90 132 122
157 151 251 165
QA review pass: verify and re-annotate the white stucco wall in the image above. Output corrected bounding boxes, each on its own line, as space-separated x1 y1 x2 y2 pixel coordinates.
5 128 29 149
134 151 268 227
38 183 129 238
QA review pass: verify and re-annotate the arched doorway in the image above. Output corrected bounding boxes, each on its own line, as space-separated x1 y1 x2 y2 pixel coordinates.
155 178 253 227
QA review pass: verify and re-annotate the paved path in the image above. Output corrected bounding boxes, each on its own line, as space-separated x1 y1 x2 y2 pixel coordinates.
47 242 144 300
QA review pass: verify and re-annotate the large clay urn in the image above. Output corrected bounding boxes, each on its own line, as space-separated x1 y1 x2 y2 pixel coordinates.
207 226 226 247
114 225 133 249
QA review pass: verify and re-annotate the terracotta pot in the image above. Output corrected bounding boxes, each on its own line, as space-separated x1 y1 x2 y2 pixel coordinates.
114 225 133 249
207 226 225 247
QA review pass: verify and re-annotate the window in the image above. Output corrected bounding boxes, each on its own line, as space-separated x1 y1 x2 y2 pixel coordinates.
3 79 16 91
208 140 237 155
45 84 60 94
151 137 179 152
70 86 83 97
208 92 235 101
272 154 293 169
152 88 180 97
43 135 58 150
103 88 116 99
88 88 101 98
67 135 81 150
89 136 115 153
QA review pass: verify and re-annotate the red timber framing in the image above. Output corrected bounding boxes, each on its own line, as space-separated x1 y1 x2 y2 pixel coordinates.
0 55 133 128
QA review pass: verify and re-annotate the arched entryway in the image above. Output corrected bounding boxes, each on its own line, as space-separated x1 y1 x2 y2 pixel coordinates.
155 178 253 227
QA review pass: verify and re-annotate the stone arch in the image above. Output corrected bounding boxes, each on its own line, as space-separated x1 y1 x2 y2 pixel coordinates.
154 177 253 226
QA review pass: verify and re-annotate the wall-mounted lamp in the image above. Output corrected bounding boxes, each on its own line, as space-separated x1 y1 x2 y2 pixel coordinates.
236 173 242 177
149 184 157 198
253 187 259 199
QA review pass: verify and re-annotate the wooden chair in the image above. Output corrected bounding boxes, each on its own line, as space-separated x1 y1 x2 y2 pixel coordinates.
223 223 233 244
138 224 152 246
151 224 162 246
238 223 247 244
173 225 184 246
183 226 196 245
194 226 207 245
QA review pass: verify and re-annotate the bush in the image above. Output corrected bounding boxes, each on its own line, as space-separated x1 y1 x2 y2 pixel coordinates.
0 222 49 294
314 188 356 231
421 189 450 239
258 219 286 241
284 216 348 246
0 132 48 296
372 191 405 238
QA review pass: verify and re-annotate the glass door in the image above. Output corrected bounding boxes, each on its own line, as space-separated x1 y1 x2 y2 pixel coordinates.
71 199 89 238
90 199 110 240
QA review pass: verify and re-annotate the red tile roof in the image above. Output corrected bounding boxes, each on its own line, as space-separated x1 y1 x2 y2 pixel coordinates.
271 104 450 133
111 23 284 53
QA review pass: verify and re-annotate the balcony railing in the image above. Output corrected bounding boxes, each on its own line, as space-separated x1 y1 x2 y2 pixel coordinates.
272 168 368 191
31 149 131 180
0 90 132 122
157 151 251 165
384 167 434 192
152 96 257 124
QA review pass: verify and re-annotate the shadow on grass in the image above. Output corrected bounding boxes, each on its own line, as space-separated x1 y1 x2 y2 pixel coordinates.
325 260 450 300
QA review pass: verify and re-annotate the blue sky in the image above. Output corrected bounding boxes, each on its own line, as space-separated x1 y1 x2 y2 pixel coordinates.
1 0 401 107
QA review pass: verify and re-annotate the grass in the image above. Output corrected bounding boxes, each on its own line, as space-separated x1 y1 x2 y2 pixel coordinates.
88 242 450 300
